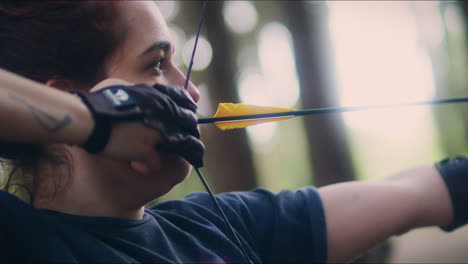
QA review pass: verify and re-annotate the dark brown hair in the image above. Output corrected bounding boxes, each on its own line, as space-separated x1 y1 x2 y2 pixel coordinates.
0 1 127 202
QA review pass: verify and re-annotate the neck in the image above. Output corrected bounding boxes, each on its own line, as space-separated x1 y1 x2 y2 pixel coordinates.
35 197 145 220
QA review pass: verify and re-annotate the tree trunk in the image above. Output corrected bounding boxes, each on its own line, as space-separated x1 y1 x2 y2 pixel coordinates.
283 1 355 187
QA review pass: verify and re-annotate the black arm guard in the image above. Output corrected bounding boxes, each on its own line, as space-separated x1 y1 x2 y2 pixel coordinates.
435 156 468 231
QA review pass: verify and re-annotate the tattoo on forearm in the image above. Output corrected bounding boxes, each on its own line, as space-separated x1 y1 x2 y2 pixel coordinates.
9 94 72 132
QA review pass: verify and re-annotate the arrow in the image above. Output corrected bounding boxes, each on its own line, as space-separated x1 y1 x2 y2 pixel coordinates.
198 96 468 130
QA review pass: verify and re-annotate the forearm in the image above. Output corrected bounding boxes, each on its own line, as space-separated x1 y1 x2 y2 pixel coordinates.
319 165 452 263
388 165 453 228
0 69 93 145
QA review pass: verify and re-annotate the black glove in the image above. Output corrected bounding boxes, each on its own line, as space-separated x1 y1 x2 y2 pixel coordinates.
435 156 468 231
74 84 204 167
151 84 205 168
157 134 205 168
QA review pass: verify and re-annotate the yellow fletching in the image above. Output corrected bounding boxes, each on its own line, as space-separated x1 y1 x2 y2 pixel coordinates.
213 103 294 130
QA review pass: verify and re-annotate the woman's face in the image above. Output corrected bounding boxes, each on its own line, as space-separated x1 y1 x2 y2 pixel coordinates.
107 1 200 102
90 1 201 200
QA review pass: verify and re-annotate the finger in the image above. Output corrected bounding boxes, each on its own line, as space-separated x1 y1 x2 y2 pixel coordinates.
157 134 205 168
145 97 200 138
153 84 197 113
168 108 200 138
123 85 199 138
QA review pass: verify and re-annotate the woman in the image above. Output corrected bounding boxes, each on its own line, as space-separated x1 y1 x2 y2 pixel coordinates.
0 1 466 263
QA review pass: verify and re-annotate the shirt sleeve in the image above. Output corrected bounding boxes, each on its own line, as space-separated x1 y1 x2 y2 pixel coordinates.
182 187 328 264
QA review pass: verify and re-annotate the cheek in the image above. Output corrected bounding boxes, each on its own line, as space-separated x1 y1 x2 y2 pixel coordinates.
130 154 191 183
161 153 191 178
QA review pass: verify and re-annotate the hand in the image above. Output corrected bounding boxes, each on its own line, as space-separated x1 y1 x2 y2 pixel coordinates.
77 79 204 168
124 83 205 168
84 79 156 161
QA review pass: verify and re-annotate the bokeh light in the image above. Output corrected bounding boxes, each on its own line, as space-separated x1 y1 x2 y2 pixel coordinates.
258 22 300 108
246 123 278 152
238 22 300 148
444 3 464 35
238 71 270 106
223 1 258 34
182 36 213 71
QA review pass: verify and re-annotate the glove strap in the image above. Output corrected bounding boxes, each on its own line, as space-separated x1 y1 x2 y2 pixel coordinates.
435 156 468 231
73 92 113 154
80 115 112 154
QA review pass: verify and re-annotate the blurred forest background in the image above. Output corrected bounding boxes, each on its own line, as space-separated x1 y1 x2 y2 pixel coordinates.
155 1 468 263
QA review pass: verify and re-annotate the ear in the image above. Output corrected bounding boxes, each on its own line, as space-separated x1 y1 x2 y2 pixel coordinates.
45 77 82 92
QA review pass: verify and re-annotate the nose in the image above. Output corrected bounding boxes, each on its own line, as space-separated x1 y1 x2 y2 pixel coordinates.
170 65 200 103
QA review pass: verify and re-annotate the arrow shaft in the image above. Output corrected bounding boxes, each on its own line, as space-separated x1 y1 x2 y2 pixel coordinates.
198 96 468 124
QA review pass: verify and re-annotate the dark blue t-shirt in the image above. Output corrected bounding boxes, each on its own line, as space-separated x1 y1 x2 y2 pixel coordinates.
0 187 327 263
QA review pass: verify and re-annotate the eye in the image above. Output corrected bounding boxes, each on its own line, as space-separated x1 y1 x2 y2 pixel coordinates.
151 57 165 72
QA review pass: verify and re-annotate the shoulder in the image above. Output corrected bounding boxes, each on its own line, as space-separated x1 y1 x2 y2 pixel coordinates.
188 187 323 205
0 190 33 212
0 190 47 227
186 187 324 215
0 190 50 233
149 187 324 219
149 188 327 263
0 190 50 261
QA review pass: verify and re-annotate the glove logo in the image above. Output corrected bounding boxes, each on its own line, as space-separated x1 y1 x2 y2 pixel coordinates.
114 89 130 102
104 87 136 110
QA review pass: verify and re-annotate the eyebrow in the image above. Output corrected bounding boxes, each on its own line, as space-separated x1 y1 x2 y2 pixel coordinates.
139 41 173 57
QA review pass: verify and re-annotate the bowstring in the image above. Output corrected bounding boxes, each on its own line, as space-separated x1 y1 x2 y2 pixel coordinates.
184 2 254 264
183 2 207 90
